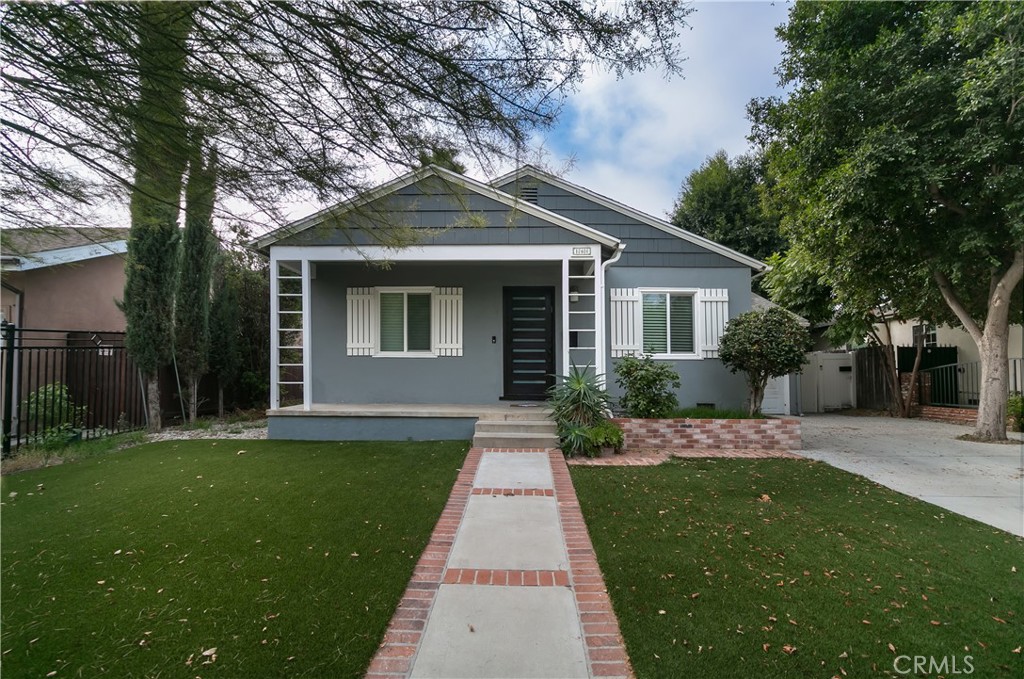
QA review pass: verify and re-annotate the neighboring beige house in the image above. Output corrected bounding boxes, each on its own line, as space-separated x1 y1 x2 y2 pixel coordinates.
878 320 1023 364
1 227 129 331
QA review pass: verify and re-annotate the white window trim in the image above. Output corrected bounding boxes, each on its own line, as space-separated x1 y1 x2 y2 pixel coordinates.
640 287 702 361
374 286 438 358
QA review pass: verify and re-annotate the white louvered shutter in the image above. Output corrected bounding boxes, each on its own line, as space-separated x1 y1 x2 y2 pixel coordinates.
432 287 463 357
346 287 375 355
610 288 642 357
699 288 729 358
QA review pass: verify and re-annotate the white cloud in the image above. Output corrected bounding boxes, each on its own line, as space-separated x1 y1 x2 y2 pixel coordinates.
546 1 791 217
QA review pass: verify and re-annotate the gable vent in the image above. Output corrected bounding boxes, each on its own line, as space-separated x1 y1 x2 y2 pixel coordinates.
519 186 538 204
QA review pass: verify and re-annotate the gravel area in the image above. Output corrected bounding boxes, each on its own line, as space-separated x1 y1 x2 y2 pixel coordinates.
145 419 268 442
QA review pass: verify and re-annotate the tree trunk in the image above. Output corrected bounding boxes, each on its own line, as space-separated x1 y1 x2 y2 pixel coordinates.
750 377 767 415
188 377 199 423
900 339 925 418
975 329 1010 440
146 374 161 432
217 383 224 419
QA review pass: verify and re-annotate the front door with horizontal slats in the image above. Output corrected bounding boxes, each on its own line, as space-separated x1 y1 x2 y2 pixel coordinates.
503 287 555 400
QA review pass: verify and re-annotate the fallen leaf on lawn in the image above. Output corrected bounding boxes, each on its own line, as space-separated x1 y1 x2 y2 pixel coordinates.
758 494 772 503
887 643 896 654
788 619 798 626
658 610 666 615
838 651 848 658
690 592 700 599
1011 646 1021 653
350 552 359 557
930 620 941 626
202 648 217 657
861 620 871 625
992 616 1007 624
114 549 122 555
782 644 797 655
46 672 57 677
185 653 194 666
762 644 770 652
96 581 105 585
237 450 246 455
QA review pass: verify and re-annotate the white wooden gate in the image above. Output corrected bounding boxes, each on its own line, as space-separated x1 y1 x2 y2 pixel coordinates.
800 352 854 413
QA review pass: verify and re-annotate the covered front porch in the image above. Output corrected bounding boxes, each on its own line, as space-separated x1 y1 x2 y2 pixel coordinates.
269 242 615 414
267 402 556 444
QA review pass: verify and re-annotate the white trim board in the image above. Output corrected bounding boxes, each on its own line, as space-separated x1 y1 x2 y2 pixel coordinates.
2 241 127 271
252 165 620 251
490 165 767 272
269 244 599 262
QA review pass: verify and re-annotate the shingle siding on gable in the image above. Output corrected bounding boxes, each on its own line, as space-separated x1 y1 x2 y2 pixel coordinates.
497 179 744 268
273 179 606 248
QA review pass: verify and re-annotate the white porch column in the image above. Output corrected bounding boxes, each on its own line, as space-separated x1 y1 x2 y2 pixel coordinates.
269 252 280 410
301 259 312 411
593 249 606 382
561 256 570 376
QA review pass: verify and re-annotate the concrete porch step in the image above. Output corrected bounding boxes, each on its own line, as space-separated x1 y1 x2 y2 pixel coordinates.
472 432 560 449
474 420 556 435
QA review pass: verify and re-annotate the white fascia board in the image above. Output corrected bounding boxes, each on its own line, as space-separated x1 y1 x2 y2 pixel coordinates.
491 165 768 272
251 165 620 251
270 244 591 262
5 241 127 271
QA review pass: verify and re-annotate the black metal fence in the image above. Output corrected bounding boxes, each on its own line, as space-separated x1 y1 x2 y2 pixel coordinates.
1 324 146 457
918 358 1024 408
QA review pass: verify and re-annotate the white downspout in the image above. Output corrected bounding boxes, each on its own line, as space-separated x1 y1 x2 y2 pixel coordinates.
598 244 626 386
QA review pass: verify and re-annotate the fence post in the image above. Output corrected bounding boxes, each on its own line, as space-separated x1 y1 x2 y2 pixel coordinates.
2 322 16 458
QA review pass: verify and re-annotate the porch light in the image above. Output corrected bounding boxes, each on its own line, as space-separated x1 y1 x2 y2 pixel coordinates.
569 286 580 304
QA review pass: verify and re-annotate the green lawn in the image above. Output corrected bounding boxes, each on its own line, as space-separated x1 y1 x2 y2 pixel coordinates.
1 439 467 678
572 459 1023 678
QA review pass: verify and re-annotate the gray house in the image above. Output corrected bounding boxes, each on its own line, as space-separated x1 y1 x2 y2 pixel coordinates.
255 165 766 441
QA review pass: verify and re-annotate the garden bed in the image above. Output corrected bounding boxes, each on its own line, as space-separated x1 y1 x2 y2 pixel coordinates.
613 416 801 451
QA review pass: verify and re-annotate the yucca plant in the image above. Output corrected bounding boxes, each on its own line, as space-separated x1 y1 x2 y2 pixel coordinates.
548 365 610 457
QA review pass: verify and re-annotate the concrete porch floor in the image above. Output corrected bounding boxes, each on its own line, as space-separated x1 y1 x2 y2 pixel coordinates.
267 402 552 419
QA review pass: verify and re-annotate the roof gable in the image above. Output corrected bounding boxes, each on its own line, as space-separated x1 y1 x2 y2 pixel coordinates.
254 165 620 251
491 165 766 271
1 228 128 271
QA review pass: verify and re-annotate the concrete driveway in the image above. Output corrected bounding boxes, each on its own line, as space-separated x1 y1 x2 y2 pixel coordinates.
798 414 1024 536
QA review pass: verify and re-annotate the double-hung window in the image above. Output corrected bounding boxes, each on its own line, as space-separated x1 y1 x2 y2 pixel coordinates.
912 322 937 348
642 290 696 356
378 288 433 355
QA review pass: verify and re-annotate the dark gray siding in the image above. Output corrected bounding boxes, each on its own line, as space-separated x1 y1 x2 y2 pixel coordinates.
310 261 563 404
604 266 753 410
276 179 604 247
496 178 744 268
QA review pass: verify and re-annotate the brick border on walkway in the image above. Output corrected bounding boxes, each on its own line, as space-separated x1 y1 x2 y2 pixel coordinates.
367 446 636 679
365 448 483 678
471 487 554 496
549 449 635 679
568 448 801 466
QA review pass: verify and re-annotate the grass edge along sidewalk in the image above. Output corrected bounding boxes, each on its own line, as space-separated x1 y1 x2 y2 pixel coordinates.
1 439 467 678
572 458 1023 679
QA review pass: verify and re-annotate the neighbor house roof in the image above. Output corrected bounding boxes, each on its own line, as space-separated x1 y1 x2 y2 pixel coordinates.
490 165 768 271
752 293 810 327
252 165 622 251
1 227 129 271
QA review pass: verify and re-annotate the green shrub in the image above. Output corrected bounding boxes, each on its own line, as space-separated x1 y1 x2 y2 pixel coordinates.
1008 392 1024 432
21 382 88 451
671 406 764 419
587 420 624 452
547 365 611 457
613 353 680 418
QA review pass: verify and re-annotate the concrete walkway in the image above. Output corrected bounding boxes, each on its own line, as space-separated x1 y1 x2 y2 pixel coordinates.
798 414 1024 536
366 448 632 679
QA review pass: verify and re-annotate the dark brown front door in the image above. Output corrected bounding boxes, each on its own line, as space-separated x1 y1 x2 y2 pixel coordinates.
503 287 555 400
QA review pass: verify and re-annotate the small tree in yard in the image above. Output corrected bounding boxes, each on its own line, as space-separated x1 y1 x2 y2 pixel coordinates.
719 307 811 416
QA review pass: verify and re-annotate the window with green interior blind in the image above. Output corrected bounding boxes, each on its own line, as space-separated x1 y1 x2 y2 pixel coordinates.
379 291 432 353
642 292 695 355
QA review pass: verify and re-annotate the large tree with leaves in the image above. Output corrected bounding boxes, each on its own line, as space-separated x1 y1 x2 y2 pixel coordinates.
3 0 691 427
671 150 785 263
175 143 218 423
752 1 1023 440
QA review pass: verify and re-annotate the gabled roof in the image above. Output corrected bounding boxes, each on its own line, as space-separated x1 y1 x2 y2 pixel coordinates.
252 165 621 251
1 227 129 271
491 165 767 271
752 293 809 327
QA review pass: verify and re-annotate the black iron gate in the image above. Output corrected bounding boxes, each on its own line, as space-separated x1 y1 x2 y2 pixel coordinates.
1 324 146 457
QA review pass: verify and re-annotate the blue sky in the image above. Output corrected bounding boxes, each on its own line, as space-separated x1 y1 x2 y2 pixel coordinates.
530 1 791 219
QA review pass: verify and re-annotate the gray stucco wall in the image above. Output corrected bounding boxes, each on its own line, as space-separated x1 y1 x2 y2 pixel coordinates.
495 178 748 269
276 180 605 247
604 266 753 410
310 261 563 403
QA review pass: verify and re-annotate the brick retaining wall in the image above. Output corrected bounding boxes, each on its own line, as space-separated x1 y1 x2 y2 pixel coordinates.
612 417 801 451
914 405 976 426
